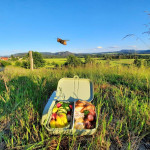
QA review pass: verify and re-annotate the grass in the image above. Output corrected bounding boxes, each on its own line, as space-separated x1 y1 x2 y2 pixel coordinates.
44 58 85 68
44 58 67 65
8 57 142 68
0 64 150 149
44 58 135 68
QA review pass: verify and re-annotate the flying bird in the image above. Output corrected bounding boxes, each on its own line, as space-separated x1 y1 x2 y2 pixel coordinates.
57 38 69 45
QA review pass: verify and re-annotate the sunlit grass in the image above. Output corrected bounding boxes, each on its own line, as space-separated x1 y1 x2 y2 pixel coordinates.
0 64 150 149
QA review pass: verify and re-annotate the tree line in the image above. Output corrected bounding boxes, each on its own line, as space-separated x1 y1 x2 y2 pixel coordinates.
1 52 150 68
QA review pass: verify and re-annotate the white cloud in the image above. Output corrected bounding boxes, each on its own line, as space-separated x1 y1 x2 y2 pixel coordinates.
108 46 119 48
97 46 103 49
128 45 137 48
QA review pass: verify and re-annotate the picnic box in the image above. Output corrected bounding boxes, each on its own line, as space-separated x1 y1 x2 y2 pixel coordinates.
41 76 98 135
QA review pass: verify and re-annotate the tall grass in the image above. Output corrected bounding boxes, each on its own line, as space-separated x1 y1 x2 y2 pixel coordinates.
0 64 150 149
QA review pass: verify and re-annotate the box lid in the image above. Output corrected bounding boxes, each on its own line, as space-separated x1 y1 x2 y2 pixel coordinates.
55 76 93 102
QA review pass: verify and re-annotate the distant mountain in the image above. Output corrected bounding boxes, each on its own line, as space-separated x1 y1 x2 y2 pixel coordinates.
137 50 150 54
96 49 150 54
115 49 150 54
12 51 73 58
13 53 27 57
41 51 73 57
2 49 150 58
118 49 136 54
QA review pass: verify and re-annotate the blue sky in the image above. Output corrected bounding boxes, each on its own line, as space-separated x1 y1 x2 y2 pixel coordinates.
0 0 150 55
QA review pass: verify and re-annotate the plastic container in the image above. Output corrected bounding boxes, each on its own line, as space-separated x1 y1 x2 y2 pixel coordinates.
41 76 98 135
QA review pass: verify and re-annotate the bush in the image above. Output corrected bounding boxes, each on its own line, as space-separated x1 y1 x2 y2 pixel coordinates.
55 63 59 68
46 62 51 66
10 55 19 61
104 55 112 60
0 60 11 67
85 55 94 64
65 55 82 67
21 61 30 69
15 61 22 67
144 59 150 67
51 61 56 65
133 58 141 67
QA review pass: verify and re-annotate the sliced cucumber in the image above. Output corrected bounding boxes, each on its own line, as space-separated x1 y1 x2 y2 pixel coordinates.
58 109 67 114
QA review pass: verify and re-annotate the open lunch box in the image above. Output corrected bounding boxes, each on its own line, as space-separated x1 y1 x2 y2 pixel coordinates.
41 76 98 135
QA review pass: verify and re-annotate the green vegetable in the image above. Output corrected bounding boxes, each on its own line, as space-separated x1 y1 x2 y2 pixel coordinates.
58 109 67 114
59 102 64 104
62 103 69 108
84 110 90 116
65 106 70 111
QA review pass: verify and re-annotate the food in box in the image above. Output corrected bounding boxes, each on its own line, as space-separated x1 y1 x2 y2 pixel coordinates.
50 101 73 128
74 100 96 129
42 76 98 135
49 100 96 130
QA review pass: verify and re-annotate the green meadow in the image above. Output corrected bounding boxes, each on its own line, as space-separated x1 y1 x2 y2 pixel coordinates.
45 58 67 65
44 58 85 68
7 57 136 68
0 63 150 149
44 58 135 68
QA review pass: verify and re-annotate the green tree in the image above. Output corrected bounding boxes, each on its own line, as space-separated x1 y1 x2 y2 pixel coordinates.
21 61 30 69
133 58 142 67
27 51 45 68
10 55 18 61
21 51 45 69
32 51 45 68
144 59 150 67
0 60 11 67
104 55 112 60
65 55 82 67
15 61 21 66
85 55 94 64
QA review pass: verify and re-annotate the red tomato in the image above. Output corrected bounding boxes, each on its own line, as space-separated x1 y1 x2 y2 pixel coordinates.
89 109 96 117
56 103 62 108
69 105 73 109
87 114 94 121
51 113 57 120
84 119 92 129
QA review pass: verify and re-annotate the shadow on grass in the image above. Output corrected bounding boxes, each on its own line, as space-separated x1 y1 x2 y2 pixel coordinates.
6 75 58 116
0 75 58 149
0 75 96 149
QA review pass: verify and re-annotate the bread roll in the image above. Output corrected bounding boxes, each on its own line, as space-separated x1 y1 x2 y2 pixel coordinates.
76 103 85 107
75 100 86 106
80 105 95 113
75 100 82 105
74 111 84 119
75 105 84 112
84 101 93 106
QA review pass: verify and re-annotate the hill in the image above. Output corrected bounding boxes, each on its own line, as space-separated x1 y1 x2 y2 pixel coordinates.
12 51 74 58
2 49 150 58
115 49 150 54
